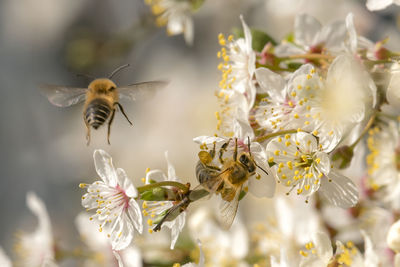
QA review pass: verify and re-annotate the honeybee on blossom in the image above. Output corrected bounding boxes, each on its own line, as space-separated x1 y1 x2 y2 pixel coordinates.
41 64 168 145
195 137 269 229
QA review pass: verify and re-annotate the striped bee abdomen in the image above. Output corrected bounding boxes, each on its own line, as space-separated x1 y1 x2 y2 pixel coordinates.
196 161 221 191
84 99 112 129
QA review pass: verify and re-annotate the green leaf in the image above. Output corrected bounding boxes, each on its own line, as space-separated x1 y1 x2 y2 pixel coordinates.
232 28 277 52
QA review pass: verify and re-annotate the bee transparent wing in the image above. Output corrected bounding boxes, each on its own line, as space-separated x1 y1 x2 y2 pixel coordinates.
218 185 242 230
40 84 87 107
118 81 168 101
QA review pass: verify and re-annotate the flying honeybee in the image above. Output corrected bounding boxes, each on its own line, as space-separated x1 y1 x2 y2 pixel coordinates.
40 64 168 145
195 137 269 229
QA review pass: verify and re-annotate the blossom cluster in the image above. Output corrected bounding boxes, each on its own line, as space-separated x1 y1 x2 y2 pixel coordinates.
4 1 400 267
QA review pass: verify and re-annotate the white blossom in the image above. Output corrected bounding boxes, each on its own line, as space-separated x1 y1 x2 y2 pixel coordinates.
366 0 400 11
14 192 57 267
266 132 358 208
80 149 143 251
142 151 186 250
145 0 194 45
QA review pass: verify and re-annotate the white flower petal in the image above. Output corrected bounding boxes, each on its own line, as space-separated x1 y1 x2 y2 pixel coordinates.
255 67 286 97
314 151 330 175
366 0 394 10
0 247 11 267
164 151 178 181
345 13 357 53
117 168 138 198
318 21 347 50
387 219 400 253
94 149 118 186
314 232 333 262
296 132 317 153
146 169 167 184
128 199 143 234
319 171 359 208
274 42 305 57
361 231 379 267
295 14 322 47
240 15 252 54
248 170 276 198
387 71 400 108
193 136 226 145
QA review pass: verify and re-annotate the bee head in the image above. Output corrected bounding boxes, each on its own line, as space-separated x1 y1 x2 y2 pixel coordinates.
89 78 117 94
239 153 256 173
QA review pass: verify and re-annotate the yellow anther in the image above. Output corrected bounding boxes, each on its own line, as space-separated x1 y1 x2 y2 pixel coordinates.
294 113 299 119
274 150 280 156
228 35 234 41
297 188 303 194
291 91 297 97
223 55 230 62
278 163 284 168
147 219 153 226
297 85 302 90
318 173 323 178
148 229 154 234
281 174 287 179
256 173 261 180
268 157 275 163
146 168 150 173
288 101 294 107
304 185 310 190
307 74 312 80
142 201 148 209
305 121 310 125
310 68 316 74
315 158 321 164
277 137 282 142
79 183 87 188
99 227 103 232
287 161 293 169
285 141 291 147
285 134 291 139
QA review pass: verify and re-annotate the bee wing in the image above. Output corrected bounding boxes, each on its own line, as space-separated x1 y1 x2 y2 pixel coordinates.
219 185 242 230
40 84 87 107
118 81 169 101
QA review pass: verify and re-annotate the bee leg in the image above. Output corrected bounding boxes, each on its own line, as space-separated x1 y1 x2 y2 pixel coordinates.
233 138 238 161
107 109 116 145
218 138 232 164
209 142 216 159
84 118 91 146
114 102 133 126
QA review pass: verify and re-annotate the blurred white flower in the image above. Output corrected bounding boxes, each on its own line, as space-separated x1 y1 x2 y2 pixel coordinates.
178 240 205 267
194 118 276 198
388 219 400 254
145 0 194 45
266 132 358 208
386 64 400 108
80 149 143 251
299 231 379 267
367 122 400 209
0 247 11 267
75 212 142 267
366 0 400 11
188 207 248 266
275 14 347 56
217 15 256 111
14 192 56 267
142 151 186 249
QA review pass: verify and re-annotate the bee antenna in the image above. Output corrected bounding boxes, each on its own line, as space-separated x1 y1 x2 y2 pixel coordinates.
255 163 269 175
108 64 130 79
247 136 251 156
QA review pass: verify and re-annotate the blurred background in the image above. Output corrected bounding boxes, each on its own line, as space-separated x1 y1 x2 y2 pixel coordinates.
0 0 400 265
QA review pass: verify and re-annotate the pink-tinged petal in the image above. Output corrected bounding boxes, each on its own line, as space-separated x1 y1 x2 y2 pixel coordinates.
366 0 394 10
127 199 143 234
117 168 137 198
94 149 118 186
294 14 322 47
255 68 286 99
232 118 254 140
319 171 359 208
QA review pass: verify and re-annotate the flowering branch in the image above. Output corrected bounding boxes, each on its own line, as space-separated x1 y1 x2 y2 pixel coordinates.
137 181 190 194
